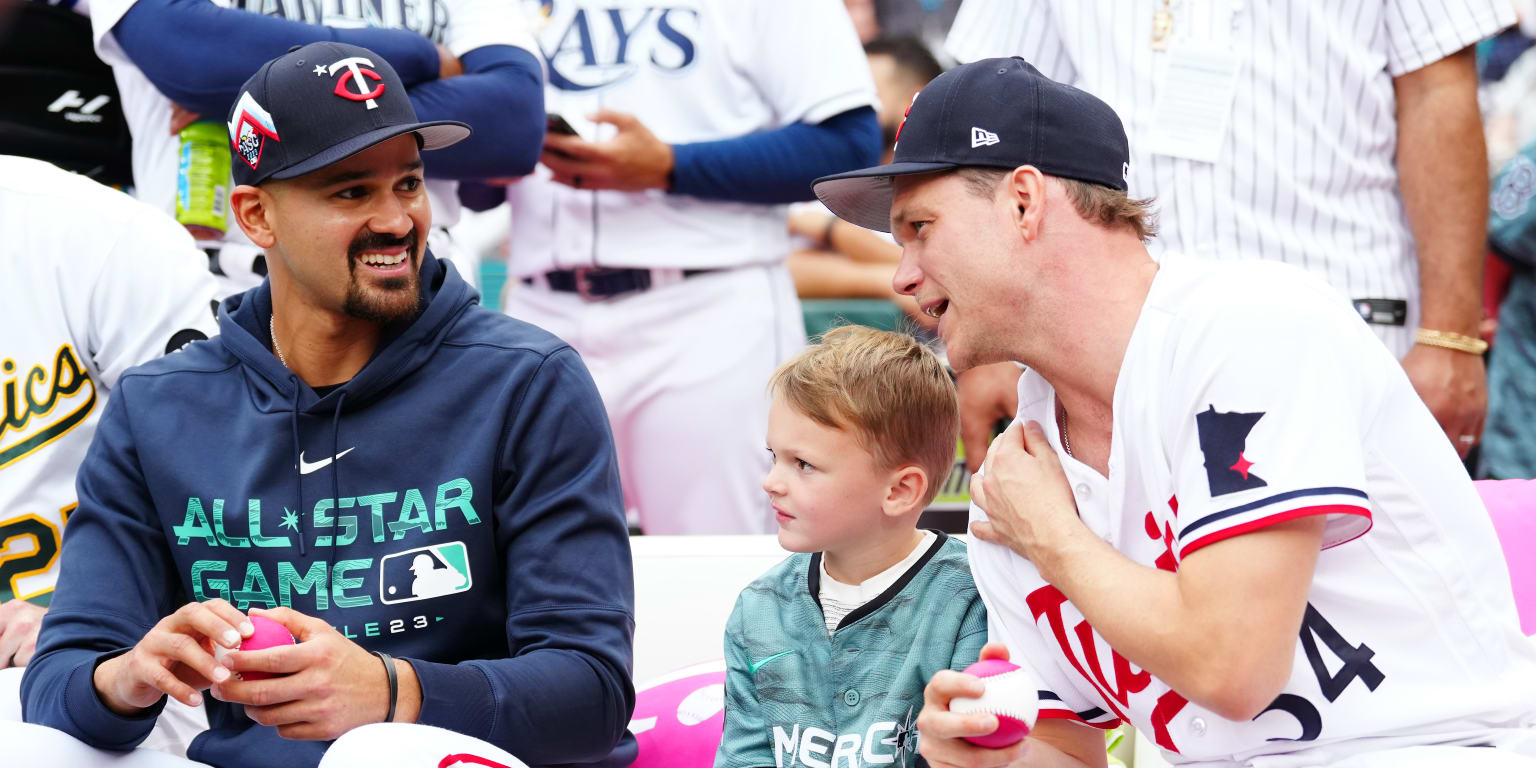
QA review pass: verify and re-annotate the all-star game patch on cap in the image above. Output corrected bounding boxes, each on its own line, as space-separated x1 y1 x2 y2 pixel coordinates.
813 57 1131 232
226 41 470 187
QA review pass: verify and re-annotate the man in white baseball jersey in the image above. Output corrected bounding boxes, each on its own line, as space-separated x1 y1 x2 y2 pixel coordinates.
86 0 546 296
0 155 218 670
494 0 882 534
943 0 1507 467
813 59 1536 767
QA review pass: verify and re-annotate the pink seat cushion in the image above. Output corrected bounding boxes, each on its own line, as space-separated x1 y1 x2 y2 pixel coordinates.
1479 479 1536 635
629 661 726 767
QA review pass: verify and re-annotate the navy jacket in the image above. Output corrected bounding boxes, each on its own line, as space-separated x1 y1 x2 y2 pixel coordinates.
23 254 636 767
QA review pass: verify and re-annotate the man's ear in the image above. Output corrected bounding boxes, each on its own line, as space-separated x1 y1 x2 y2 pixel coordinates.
882 464 930 519
1009 165 1048 242
229 184 276 249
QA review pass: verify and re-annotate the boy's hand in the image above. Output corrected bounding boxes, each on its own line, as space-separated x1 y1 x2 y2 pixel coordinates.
918 643 1029 767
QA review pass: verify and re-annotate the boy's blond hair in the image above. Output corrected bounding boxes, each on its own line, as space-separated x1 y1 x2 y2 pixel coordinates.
769 325 959 507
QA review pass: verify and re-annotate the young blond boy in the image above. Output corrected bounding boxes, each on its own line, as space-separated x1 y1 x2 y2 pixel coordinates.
716 325 987 768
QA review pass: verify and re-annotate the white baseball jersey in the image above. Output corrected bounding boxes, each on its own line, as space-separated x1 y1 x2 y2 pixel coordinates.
86 0 536 292
0 156 218 606
970 257 1536 765
505 0 878 275
945 0 1515 357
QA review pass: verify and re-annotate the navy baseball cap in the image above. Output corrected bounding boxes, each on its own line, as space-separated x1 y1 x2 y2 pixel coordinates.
813 57 1131 232
226 41 469 187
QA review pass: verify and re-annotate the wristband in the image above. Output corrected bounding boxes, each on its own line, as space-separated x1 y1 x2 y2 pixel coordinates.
1414 328 1488 355
371 651 398 723
822 215 838 249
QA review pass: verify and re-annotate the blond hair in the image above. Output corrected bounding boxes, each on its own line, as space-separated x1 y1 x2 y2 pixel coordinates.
769 325 959 507
957 167 1159 242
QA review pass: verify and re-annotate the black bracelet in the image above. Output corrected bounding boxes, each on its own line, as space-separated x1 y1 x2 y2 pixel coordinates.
821 215 838 249
371 651 398 723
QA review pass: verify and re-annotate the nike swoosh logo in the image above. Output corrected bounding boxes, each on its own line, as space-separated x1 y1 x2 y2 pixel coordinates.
298 447 355 475
748 650 796 675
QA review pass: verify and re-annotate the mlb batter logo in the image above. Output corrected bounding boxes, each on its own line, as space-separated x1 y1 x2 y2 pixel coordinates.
379 541 472 605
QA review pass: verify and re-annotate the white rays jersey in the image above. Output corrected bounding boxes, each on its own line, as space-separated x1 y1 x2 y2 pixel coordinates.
0 156 218 606
969 256 1536 766
506 0 877 275
85 0 536 293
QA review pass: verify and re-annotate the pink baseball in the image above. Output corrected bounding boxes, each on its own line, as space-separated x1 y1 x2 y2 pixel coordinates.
952 659 1038 748
237 614 296 680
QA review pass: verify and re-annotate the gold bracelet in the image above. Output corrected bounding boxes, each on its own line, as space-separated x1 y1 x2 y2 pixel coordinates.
1414 328 1488 355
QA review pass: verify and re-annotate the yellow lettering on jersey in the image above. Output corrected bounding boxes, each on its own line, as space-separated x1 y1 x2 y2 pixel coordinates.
0 513 63 602
0 345 96 471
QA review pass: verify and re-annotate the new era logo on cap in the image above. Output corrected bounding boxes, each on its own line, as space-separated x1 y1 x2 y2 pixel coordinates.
970 127 1000 148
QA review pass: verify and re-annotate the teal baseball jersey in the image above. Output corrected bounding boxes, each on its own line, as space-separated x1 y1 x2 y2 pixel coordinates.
717 532 987 768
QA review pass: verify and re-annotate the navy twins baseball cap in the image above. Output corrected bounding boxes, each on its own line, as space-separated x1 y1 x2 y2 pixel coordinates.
226 41 470 187
813 57 1131 232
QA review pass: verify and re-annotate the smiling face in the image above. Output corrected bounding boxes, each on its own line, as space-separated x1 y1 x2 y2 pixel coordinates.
762 394 900 556
890 169 1032 371
258 134 430 324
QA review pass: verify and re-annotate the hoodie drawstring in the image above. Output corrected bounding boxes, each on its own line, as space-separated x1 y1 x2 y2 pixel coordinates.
330 392 346 563
289 383 306 557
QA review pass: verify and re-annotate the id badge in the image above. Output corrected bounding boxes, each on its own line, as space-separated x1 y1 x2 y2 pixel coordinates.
1146 41 1241 164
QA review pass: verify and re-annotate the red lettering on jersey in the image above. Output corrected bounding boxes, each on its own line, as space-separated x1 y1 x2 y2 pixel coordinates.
1149 690 1189 752
1075 620 1149 707
1027 584 1185 753
1143 498 1180 573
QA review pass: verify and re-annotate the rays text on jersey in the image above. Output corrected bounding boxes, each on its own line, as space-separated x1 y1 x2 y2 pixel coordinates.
0 345 97 471
534 2 701 91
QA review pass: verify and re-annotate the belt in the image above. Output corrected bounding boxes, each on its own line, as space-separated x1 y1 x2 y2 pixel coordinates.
524 267 719 300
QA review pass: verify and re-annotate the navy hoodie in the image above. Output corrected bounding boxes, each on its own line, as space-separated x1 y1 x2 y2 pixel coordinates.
22 254 637 767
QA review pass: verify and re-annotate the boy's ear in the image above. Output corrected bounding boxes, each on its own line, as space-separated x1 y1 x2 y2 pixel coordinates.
883 465 930 518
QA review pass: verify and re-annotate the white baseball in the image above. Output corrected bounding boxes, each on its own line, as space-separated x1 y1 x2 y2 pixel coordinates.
949 668 1041 728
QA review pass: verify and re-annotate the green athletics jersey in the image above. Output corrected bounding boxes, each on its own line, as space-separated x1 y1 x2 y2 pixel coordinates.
716 531 987 768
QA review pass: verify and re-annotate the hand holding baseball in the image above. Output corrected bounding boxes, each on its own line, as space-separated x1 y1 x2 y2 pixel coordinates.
93 598 253 714
917 643 1030 768
212 607 419 741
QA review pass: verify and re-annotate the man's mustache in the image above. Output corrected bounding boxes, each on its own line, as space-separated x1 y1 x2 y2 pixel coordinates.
348 229 418 261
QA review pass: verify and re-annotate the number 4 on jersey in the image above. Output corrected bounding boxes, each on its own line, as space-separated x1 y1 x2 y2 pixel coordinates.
1258 603 1386 742
1299 603 1385 702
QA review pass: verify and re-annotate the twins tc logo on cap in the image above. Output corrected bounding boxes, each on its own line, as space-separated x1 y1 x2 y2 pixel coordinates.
227 90 280 171
319 55 386 110
893 90 920 149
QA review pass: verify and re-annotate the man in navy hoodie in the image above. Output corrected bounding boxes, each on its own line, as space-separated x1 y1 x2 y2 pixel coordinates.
21 42 636 768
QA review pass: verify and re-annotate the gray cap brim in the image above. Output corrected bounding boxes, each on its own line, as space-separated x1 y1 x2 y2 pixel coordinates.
269 120 470 182
812 161 957 232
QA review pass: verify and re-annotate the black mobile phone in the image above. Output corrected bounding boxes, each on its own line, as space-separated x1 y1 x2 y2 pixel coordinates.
546 113 579 136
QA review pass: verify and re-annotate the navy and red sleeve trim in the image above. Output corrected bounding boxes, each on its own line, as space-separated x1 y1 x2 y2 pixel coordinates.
1178 486 1372 559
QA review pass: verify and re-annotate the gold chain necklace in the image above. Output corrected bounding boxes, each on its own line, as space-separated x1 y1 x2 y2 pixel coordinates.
1056 398 1073 457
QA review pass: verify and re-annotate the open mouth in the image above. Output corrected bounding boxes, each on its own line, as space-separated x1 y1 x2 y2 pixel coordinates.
354 247 411 275
922 299 949 319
